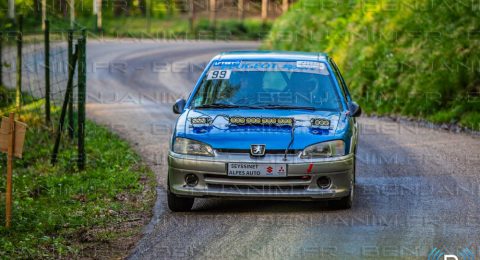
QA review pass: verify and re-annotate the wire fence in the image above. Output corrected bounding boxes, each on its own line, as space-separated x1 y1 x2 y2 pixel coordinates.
0 17 87 170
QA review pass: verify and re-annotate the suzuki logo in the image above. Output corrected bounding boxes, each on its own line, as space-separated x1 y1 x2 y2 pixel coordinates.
250 144 266 157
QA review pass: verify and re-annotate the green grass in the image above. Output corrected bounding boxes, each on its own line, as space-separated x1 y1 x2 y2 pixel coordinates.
264 0 480 131
0 90 156 258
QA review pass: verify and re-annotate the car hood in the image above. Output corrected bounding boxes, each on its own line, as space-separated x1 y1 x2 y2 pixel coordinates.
175 109 348 150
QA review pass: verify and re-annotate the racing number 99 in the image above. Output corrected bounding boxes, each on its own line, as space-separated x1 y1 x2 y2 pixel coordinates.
208 70 231 80
212 70 226 79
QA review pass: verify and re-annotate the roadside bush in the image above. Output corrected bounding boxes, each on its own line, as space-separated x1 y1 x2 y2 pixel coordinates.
195 19 272 40
265 0 480 130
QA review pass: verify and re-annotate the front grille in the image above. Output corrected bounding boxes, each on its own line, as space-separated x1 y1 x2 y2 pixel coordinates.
204 175 312 189
207 184 309 193
216 149 299 155
204 174 310 181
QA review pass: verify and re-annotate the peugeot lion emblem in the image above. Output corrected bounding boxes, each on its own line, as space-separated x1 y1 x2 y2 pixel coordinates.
250 144 266 157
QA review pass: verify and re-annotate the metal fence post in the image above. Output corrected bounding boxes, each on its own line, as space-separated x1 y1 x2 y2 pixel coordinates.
44 20 50 124
67 30 74 138
77 30 86 170
0 32 3 87
16 16 23 110
51 45 78 165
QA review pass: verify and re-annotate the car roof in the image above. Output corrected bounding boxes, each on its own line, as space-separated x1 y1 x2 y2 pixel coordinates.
215 50 329 62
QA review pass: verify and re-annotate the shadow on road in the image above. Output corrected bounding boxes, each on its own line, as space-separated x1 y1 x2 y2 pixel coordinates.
192 198 347 213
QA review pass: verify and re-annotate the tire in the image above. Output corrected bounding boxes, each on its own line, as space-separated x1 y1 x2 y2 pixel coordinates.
330 194 352 209
167 191 194 212
330 152 356 209
329 186 353 209
353 151 357 185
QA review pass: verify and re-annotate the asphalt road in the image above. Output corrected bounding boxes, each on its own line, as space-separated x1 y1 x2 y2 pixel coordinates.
86 40 480 260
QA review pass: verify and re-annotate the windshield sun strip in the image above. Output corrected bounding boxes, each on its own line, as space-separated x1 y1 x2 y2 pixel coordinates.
188 61 342 112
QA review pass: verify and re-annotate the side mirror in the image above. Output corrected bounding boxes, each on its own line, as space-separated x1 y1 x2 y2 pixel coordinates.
349 102 362 117
173 99 186 114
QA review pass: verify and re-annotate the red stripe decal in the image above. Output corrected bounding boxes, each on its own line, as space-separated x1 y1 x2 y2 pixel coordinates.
307 163 314 173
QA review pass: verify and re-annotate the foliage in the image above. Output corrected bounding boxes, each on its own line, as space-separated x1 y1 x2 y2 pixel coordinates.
264 0 480 130
195 18 272 40
34 16 272 40
1 0 271 41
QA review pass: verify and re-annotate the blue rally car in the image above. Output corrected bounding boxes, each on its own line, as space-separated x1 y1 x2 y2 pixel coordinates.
168 51 361 211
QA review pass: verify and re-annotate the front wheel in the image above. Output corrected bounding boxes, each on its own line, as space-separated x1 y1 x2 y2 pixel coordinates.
167 191 194 212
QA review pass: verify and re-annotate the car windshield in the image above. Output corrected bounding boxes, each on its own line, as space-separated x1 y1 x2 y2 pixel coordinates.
190 61 342 111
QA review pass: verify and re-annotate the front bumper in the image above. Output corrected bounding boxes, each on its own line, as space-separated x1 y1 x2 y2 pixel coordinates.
168 151 354 200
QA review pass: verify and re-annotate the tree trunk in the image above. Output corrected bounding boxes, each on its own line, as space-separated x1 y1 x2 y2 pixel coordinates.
139 0 147 16
126 0 133 16
61 0 67 18
8 0 15 19
261 0 268 22
282 0 289 13
97 0 102 31
238 0 244 20
209 0 216 22
189 0 195 32
33 0 40 18
114 0 125 16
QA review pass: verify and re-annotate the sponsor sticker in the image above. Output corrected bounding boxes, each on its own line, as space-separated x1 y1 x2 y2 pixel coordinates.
296 61 325 69
207 61 330 75
227 163 288 177
212 61 241 68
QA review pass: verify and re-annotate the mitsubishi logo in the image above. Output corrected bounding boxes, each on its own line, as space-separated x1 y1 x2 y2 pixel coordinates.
250 144 266 157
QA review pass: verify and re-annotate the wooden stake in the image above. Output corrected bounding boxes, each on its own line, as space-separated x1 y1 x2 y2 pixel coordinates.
5 112 15 228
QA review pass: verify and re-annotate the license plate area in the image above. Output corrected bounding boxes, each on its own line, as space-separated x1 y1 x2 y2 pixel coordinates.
227 163 287 177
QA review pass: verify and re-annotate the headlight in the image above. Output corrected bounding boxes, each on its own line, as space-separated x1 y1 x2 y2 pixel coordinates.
173 137 214 156
300 140 345 158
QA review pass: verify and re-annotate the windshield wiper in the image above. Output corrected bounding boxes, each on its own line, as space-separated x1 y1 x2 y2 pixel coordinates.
195 103 239 109
194 103 263 109
258 104 317 111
